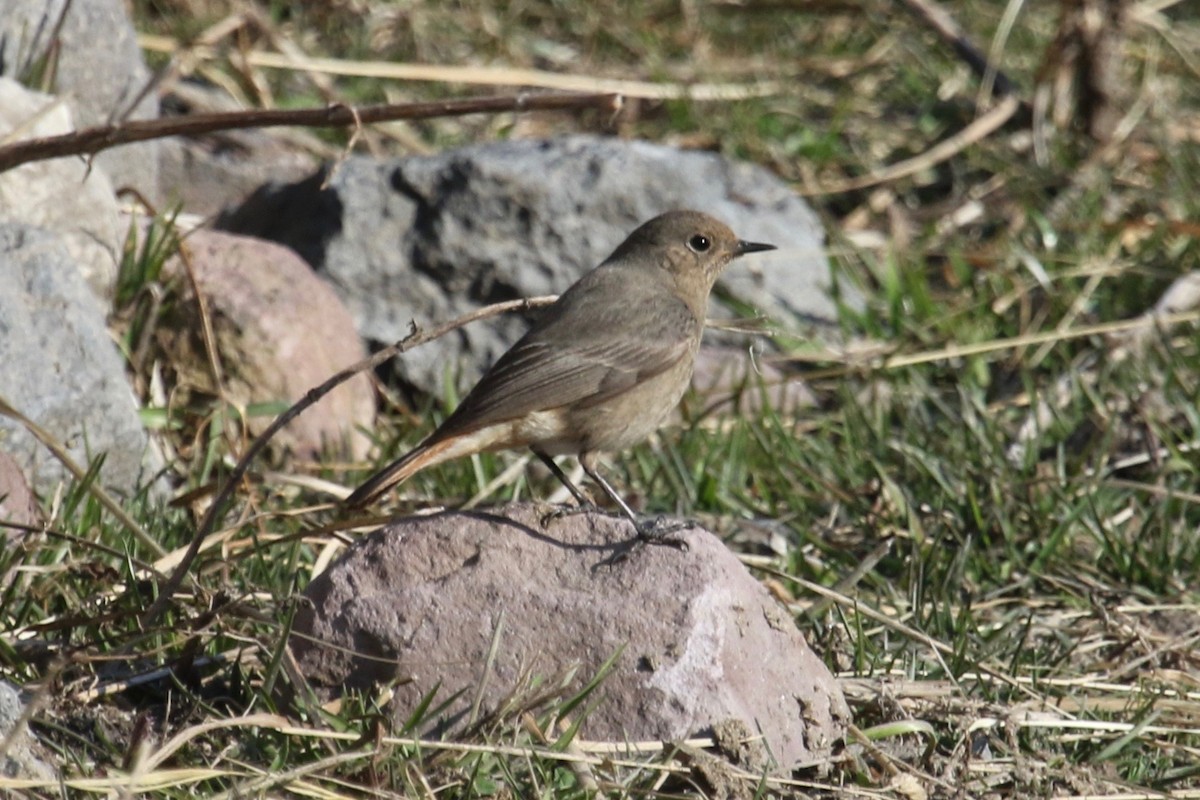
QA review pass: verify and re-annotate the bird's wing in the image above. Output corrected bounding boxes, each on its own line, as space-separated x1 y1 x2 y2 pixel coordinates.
432 269 700 441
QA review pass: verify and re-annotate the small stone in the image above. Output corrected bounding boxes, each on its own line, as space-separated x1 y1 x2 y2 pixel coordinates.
162 229 375 462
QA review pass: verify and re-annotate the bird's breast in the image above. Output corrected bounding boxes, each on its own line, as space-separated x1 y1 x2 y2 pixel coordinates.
566 356 696 454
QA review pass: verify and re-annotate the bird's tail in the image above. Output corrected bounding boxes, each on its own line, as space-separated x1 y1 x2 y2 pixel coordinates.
342 437 460 508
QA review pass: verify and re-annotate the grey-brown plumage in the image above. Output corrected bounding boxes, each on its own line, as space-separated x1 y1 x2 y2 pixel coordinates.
345 210 775 540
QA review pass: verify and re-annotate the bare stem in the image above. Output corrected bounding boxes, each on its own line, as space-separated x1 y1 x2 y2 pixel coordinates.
0 92 622 173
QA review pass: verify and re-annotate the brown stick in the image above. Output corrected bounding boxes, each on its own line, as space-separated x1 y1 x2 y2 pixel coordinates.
0 92 622 173
138 295 559 629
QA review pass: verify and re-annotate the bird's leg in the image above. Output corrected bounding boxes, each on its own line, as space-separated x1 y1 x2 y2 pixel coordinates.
534 451 617 527
578 454 690 551
534 451 592 507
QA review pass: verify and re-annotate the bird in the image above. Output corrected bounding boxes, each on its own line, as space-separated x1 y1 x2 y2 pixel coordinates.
344 209 776 543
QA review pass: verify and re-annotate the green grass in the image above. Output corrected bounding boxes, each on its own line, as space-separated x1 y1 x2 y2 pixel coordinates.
3 0 1200 797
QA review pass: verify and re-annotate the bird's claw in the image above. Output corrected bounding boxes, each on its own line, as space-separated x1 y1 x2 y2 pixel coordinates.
634 516 691 551
595 516 693 567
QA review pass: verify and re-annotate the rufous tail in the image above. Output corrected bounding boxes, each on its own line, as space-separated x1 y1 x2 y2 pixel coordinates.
343 437 460 508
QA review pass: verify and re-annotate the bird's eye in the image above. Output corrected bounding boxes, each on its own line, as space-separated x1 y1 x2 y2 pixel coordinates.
688 234 711 253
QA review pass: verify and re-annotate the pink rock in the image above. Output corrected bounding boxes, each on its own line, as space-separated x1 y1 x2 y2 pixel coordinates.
291 502 848 770
168 229 374 461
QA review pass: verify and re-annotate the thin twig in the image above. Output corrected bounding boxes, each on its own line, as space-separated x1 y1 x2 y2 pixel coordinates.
0 92 621 172
174 235 227 404
139 295 558 629
803 94 1021 195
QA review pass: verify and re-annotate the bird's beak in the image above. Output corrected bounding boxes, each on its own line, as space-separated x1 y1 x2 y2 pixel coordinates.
735 240 777 256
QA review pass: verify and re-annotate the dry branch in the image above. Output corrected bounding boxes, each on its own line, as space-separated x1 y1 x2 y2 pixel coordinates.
0 92 621 173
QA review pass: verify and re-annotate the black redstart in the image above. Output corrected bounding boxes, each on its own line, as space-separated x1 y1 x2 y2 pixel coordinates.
345 209 776 542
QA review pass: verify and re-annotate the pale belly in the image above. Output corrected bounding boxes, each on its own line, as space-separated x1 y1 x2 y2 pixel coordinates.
561 358 694 454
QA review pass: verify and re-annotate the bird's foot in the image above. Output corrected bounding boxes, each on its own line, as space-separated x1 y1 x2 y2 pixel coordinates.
633 515 692 550
596 516 693 567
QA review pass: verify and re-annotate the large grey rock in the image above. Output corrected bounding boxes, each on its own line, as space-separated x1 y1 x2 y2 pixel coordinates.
0 223 157 497
219 136 843 395
0 77 122 297
0 0 159 198
291 503 849 770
